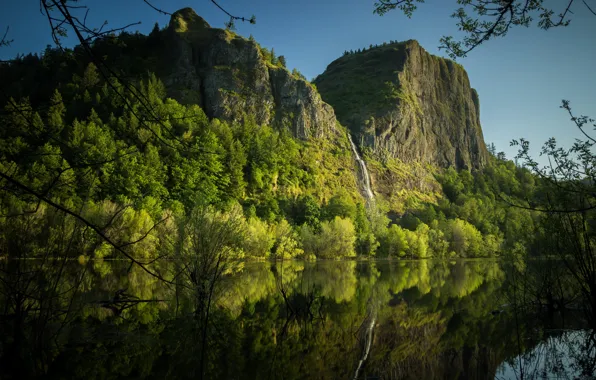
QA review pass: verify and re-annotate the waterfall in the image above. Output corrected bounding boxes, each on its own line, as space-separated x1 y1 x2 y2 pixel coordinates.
348 134 374 201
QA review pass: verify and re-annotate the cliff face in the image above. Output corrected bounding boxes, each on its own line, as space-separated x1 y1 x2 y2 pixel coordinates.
314 40 489 170
162 8 337 139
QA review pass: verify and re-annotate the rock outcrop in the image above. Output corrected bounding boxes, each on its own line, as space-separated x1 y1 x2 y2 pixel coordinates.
162 8 336 139
314 40 489 170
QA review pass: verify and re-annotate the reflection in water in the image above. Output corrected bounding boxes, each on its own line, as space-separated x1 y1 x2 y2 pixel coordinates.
496 330 596 379
0 259 593 379
353 300 377 380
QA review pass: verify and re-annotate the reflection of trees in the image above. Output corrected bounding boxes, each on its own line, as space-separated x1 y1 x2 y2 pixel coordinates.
302 261 357 303
0 209 90 378
367 260 512 379
218 261 305 317
2 258 594 379
380 260 504 301
371 302 447 379
448 260 504 299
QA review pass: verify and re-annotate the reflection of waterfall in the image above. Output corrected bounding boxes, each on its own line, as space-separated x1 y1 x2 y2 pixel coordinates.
348 134 374 202
353 310 376 380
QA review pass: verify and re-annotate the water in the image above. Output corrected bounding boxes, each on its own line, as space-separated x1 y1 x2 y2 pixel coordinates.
348 134 374 201
0 259 593 379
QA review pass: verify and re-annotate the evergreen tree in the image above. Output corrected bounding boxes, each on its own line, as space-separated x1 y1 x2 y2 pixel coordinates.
149 22 160 39
488 142 497 156
278 55 287 67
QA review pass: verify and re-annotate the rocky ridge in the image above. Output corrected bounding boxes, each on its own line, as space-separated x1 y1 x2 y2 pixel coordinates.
162 8 337 140
314 40 489 170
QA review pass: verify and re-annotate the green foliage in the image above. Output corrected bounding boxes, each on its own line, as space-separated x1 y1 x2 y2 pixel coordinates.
291 68 306 81
289 195 321 230
0 55 365 260
385 224 409 258
446 218 484 257
0 27 546 262
354 203 379 256
243 217 274 259
324 190 357 220
318 217 357 258
271 219 303 259
298 217 357 259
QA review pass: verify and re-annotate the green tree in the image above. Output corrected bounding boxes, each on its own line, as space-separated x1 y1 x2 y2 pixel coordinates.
447 218 484 257
354 203 379 256
325 190 357 220
385 224 409 258
243 217 274 258
272 219 303 259
317 217 357 258
405 223 430 258
278 55 287 68
428 221 449 257
292 195 321 230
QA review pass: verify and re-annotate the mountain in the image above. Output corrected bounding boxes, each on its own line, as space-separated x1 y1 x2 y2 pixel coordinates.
162 8 337 140
0 7 543 261
314 40 489 170
0 7 365 205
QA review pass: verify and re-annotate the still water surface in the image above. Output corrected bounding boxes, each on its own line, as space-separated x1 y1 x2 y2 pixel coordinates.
0 259 593 379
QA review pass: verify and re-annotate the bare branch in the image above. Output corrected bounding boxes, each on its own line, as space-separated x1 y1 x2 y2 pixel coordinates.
584 0 596 16
143 0 171 16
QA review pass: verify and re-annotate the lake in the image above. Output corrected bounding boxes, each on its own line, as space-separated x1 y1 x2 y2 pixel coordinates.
0 259 594 379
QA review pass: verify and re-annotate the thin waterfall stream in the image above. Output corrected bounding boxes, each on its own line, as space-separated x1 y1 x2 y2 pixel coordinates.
348 134 376 378
348 134 374 202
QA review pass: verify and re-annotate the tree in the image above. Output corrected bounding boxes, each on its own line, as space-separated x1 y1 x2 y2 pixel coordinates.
488 142 497 156
428 221 449 257
243 217 274 258
292 195 321 230
374 1 592 59
292 68 306 81
0 1 257 287
354 203 379 256
278 55 287 68
324 190 357 220
385 224 409 257
149 22 160 39
407 223 430 258
448 218 484 257
271 219 303 259
317 217 357 258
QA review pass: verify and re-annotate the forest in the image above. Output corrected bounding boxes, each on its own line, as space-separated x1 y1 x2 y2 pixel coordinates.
0 33 548 262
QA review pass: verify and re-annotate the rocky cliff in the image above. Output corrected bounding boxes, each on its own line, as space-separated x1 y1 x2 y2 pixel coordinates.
314 40 489 170
162 8 337 139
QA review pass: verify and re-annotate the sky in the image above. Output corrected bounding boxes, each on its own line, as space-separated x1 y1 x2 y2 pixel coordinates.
1 0 595 161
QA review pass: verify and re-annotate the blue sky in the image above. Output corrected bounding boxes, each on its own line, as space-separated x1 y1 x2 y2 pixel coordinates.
1 0 595 161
